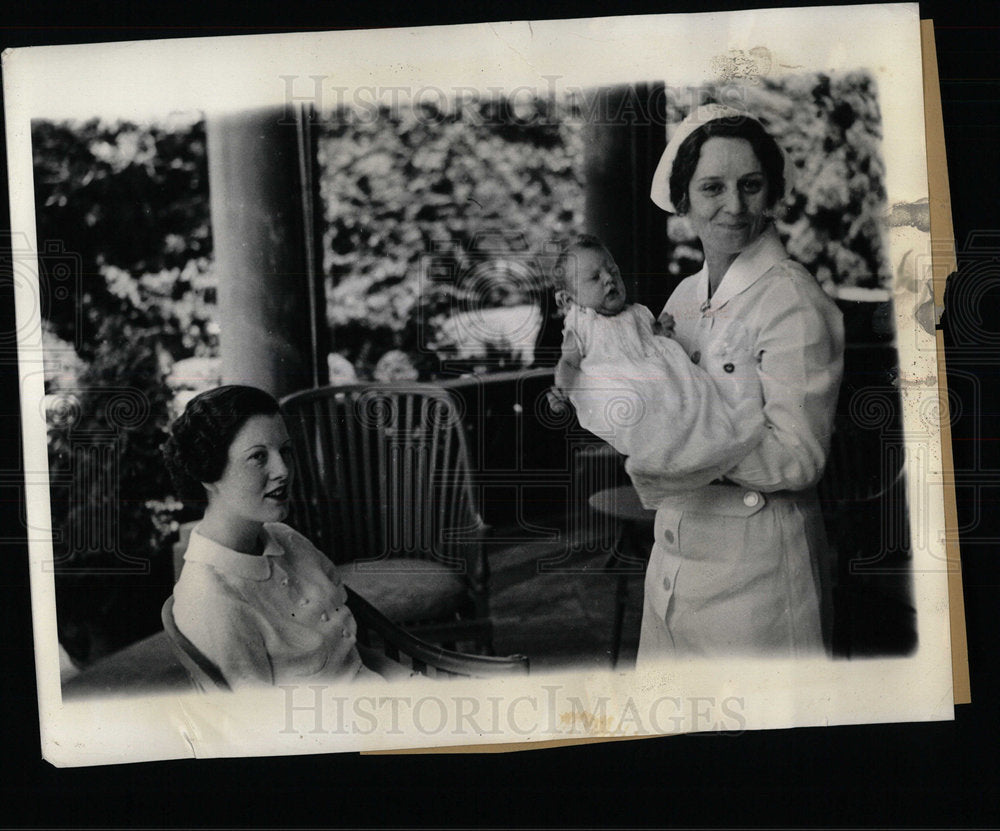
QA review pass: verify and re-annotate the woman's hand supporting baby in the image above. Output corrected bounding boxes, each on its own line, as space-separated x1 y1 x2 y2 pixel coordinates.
651 312 676 338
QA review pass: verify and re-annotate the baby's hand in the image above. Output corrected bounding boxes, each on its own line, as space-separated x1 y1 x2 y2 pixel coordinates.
652 313 676 338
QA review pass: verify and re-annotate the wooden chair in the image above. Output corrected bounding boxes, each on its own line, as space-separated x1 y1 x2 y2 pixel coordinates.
347 587 528 678
161 596 231 692
160 592 526 690
280 383 492 652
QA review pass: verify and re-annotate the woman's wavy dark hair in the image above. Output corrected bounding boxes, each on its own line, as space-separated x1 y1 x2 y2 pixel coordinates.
162 385 281 504
669 115 785 216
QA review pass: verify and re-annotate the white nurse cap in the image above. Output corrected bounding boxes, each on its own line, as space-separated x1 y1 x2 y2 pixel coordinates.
649 103 791 214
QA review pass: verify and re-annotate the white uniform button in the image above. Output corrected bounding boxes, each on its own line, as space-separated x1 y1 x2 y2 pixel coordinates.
663 529 674 544
743 491 760 508
662 575 672 591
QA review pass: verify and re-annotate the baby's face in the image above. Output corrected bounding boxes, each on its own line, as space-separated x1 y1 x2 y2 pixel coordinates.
565 246 627 316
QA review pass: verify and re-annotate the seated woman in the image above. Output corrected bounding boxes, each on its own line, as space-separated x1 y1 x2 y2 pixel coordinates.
163 384 397 689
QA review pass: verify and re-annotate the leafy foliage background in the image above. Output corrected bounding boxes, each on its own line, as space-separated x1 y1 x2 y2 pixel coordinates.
33 115 215 661
317 96 585 376
664 73 891 290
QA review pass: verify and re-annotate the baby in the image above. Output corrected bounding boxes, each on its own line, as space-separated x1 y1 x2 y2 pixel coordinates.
551 234 758 471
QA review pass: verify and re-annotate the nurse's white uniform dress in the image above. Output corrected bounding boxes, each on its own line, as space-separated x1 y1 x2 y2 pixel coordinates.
627 225 844 660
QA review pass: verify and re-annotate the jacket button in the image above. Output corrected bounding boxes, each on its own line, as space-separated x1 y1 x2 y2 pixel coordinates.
663 528 674 544
690 351 701 365
723 362 735 373
743 491 760 507
662 575 672 591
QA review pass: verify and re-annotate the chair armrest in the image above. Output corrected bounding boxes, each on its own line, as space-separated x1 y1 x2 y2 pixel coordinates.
356 644 416 681
346 587 527 678
161 596 231 692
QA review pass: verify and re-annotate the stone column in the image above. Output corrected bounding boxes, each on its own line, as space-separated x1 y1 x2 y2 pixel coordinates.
583 82 675 314
206 106 328 399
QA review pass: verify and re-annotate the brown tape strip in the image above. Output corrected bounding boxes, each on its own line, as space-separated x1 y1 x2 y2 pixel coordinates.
361 735 654 756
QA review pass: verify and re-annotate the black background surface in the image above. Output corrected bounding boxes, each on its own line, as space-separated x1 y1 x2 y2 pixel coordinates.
2 1 998 827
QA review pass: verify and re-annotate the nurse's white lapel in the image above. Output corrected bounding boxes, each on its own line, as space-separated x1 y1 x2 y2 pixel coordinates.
709 224 788 311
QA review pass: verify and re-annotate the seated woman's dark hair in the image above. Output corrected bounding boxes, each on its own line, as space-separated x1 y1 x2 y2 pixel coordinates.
669 114 785 215
163 385 281 503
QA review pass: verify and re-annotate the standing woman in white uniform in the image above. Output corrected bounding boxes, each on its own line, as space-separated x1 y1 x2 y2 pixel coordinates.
624 104 845 660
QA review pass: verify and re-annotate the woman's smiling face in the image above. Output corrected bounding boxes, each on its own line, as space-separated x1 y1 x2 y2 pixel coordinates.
685 136 770 259
206 413 294 525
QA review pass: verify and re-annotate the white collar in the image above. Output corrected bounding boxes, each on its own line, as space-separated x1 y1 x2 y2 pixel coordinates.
183 524 284 581
694 224 788 312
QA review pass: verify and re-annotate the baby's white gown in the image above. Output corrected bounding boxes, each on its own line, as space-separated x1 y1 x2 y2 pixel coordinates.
563 303 764 490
